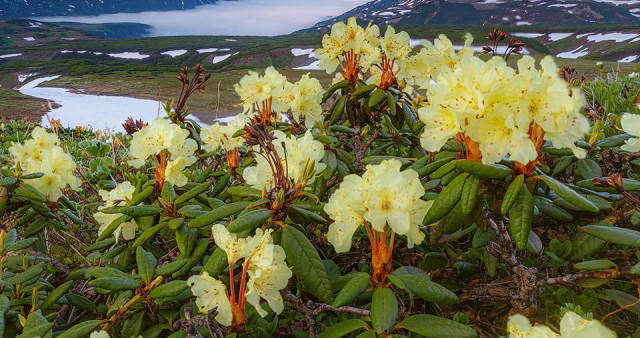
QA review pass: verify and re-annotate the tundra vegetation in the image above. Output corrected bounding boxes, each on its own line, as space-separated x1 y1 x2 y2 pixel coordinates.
1 19 640 337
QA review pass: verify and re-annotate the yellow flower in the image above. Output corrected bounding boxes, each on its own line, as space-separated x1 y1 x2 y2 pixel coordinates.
315 17 381 74
211 224 270 265
243 130 326 190
201 113 247 153
465 103 538 165
245 242 292 317
281 74 324 128
8 127 80 201
325 159 431 252
128 118 197 168
381 26 412 61
94 181 136 242
506 312 615 338
405 33 474 89
559 312 615 338
619 113 640 152
89 331 111 338
234 67 287 114
187 272 233 326
164 156 190 187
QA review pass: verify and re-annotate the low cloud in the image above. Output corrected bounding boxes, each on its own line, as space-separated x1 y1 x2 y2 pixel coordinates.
37 0 370 36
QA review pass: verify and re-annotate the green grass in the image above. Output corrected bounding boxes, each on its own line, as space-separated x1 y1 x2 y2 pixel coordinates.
0 88 48 122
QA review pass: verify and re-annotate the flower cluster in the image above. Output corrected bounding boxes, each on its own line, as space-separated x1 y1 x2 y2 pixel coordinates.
128 118 197 187
325 159 432 253
187 224 291 327
93 181 137 242
315 17 381 79
404 34 474 90
507 311 615 338
418 54 589 169
234 67 323 128
8 127 81 200
243 130 326 191
201 113 248 153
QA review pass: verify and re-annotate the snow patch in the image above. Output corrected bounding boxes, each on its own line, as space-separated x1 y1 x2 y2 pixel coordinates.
548 33 573 41
161 49 188 57
587 33 639 43
107 52 150 59
291 48 315 57
557 46 589 59
23 37 35 41
620 55 638 63
0 53 21 58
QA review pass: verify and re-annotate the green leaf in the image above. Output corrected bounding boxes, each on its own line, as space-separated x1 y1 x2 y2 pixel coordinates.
4 238 38 253
6 262 45 287
509 187 534 250
132 221 168 248
226 186 262 198
136 247 157 283
202 248 228 277
399 314 478 338
423 173 468 225
128 186 154 206
318 319 369 338
576 159 602 179
574 259 616 271
349 84 377 101
532 196 573 222
188 201 250 228
601 290 640 315
389 272 457 305
461 174 480 214
332 272 370 308
57 320 103 338
16 323 53 338
89 277 140 291
537 175 598 212
455 160 511 179
580 225 640 247
501 175 524 214
40 281 74 310
227 209 272 233
149 280 188 298
90 267 137 280
100 205 163 217
282 226 333 303
122 311 145 338
156 257 188 276
66 293 97 312
368 88 386 107
371 287 398 334
174 181 212 205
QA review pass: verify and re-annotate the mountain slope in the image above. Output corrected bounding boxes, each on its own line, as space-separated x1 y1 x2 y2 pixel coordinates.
304 0 640 32
0 0 224 18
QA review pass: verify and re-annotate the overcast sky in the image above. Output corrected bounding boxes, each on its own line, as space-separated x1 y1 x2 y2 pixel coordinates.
37 0 370 36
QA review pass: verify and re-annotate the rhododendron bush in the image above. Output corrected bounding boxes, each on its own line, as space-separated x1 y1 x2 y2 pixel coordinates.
2 19 640 337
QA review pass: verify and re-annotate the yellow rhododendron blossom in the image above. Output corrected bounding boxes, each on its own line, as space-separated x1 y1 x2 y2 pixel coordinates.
128 118 197 167
620 113 640 152
325 159 431 253
278 74 324 128
128 118 197 187
201 113 248 152
234 66 287 114
8 126 81 201
89 331 111 338
506 311 615 338
243 130 326 191
380 26 412 61
559 312 615 338
315 17 380 74
94 181 138 242
245 239 292 317
418 52 589 165
187 271 233 326
211 223 270 265
404 33 474 89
